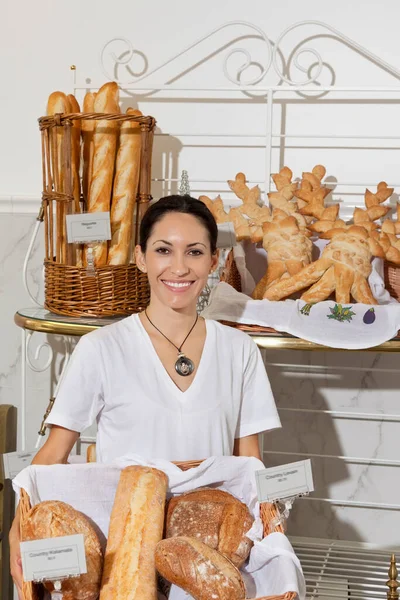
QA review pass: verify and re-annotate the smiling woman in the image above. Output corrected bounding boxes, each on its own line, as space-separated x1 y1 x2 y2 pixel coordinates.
9 195 281 596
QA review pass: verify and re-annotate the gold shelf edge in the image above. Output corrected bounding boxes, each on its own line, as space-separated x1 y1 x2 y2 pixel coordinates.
14 313 400 352
14 313 97 337
252 335 400 352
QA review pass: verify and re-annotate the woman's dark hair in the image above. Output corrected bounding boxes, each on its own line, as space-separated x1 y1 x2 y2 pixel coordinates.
139 194 218 253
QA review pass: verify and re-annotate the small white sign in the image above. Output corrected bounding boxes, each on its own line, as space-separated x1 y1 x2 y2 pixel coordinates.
255 459 314 503
20 534 87 582
217 222 237 248
2 450 37 480
66 212 111 244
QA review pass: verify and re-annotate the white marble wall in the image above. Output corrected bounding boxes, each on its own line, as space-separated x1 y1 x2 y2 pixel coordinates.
262 348 400 547
2 213 400 547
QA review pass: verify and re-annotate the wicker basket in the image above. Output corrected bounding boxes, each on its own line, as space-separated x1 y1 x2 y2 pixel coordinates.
19 460 297 600
384 261 400 302
39 111 155 318
44 260 149 317
220 248 242 292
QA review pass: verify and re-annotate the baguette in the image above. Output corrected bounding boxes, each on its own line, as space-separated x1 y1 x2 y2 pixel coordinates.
107 108 142 265
67 94 83 266
21 500 103 600
87 82 120 266
155 536 246 600
47 91 70 263
100 466 168 600
166 487 254 568
67 94 81 213
82 92 96 205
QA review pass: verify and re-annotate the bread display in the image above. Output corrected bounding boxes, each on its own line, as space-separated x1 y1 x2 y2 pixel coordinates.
45 82 150 270
20 500 103 600
166 487 254 568
155 536 246 600
100 466 168 600
108 108 142 265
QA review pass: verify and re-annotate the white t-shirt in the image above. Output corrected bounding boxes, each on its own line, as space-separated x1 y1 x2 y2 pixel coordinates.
46 315 281 463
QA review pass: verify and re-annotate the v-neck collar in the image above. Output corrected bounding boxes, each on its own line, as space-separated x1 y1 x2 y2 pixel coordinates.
132 313 212 396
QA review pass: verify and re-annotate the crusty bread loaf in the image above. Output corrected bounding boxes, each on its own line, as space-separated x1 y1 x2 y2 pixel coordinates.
86 82 120 266
100 466 168 600
21 500 103 600
107 108 142 265
82 92 96 205
166 487 254 568
86 443 96 463
155 536 246 600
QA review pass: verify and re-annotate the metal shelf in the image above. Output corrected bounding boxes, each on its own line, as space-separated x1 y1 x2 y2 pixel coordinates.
290 537 399 599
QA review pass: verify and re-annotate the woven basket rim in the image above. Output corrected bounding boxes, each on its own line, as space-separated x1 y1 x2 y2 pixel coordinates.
39 112 156 129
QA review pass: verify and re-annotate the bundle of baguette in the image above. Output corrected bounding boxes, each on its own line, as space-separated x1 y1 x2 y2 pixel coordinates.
201 167 400 304
46 81 143 268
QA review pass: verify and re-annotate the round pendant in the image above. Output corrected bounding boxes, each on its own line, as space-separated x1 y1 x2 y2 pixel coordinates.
175 355 195 377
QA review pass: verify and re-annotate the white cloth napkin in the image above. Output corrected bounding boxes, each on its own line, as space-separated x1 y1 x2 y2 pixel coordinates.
202 282 400 350
13 455 305 599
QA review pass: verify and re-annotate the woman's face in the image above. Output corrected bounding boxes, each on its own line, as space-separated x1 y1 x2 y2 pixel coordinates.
135 212 219 311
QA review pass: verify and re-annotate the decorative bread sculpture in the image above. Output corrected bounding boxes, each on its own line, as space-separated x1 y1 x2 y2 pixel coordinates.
380 202 400 264
155 537 246 600
252 210 313 299
199 194 231 224
165 487 254 568
21 500 103 600
294 165 332 220
268 166 307 229
264 183 399 304
227 173 272 243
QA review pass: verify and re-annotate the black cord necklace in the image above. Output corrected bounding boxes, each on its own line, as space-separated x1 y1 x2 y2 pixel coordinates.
145 310 199 377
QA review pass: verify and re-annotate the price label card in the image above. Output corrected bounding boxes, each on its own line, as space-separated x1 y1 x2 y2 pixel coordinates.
66 212 111 244
217 222 237 248
20 534 87 582
255 459 314 503
2 450 37 479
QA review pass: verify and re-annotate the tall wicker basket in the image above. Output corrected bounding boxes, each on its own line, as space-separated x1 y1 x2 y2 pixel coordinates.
39 111 155 318
19 459 297 600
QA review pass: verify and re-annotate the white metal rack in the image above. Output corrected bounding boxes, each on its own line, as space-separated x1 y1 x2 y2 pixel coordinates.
291 537 400 599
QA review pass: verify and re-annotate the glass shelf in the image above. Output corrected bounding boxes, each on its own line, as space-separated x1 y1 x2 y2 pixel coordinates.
14 308 400 352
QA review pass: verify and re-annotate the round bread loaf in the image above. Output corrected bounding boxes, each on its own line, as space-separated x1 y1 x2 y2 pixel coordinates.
166 487 254 568
21 500 103 600
155 536 246 600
